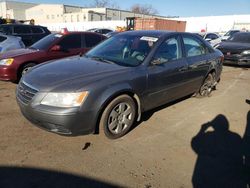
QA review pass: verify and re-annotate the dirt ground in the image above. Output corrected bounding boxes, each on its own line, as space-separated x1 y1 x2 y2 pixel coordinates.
0 66 249 188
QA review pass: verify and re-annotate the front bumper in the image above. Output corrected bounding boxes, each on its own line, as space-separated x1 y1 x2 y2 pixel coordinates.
223 55 250 66
0 65 17 81
16 95 97 136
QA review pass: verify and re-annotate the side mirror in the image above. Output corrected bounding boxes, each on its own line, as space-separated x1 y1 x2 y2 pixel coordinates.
151 58 167 65
50 45 61 51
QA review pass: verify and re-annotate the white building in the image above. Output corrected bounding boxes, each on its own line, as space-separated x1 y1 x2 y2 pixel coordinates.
0 0 37 20
26 5 168 24
173 14 250 33
25 4 83 24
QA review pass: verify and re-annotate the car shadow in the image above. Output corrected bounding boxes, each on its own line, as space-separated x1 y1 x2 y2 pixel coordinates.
129 94 192 133
191 110 250 188
0 166 121 188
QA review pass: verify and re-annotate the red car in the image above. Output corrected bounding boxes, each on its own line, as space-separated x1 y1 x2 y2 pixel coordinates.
0 31 106 82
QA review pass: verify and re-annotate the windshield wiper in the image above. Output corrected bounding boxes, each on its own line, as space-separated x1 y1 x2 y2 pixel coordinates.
89 56 116 64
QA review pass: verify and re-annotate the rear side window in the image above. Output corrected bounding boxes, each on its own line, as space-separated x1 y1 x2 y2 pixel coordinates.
154 37 182 62
57 34 81 49
85 34 103 48
31 27 44 34
0 36 7 42
0 26 12 34
183 36 207 57
13 26 31 34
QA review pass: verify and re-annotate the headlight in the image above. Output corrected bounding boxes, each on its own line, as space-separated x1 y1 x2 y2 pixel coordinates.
0 58 14 66
241 50 250 55
41 91 89 107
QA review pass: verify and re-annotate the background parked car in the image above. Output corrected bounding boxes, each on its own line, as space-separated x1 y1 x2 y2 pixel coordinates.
196 32 221 47
0 24 51 46
87 28 113 35
16 31 223 139
0 34 25 53
221 30 240 41
0 31 106 82
216 32 250 66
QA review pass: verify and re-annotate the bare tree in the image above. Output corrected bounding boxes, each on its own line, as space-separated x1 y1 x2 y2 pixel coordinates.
91 0 120 9
131 4 158 15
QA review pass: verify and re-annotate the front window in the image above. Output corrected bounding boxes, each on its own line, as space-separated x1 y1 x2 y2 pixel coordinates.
153 37 182 63
183 36 207 57
85 35 158 67
30 33 62 50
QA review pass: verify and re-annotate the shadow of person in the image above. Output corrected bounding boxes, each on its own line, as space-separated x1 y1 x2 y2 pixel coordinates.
243 111 250 187
191 114 245 188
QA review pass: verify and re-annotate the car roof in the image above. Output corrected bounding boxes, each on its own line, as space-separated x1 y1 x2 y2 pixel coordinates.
0 24 46 28
116 30 175 38
56 31 106 37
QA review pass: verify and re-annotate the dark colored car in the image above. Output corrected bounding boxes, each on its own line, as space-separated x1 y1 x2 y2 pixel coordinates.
16 31 223 139
87 28 113 35
216 32 250 66
0 32 106 82
221 30 240 41
0 24 51 46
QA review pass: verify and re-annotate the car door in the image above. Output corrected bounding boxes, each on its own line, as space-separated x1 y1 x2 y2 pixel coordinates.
145 35 189 110
181 34 211 94
13 25 32 46
47 33 83 60
31 26 45 44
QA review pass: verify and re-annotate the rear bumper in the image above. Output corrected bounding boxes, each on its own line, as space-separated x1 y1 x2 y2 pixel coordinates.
16 97 97 136
0 66 17 81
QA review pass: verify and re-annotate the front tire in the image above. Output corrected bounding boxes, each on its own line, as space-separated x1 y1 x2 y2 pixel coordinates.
100 95 136 139
17 63 36 82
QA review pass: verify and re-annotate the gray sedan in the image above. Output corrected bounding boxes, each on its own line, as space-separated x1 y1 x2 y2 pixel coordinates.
16 31 223 139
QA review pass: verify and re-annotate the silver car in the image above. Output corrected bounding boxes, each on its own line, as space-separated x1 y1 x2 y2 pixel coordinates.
0 34 25 53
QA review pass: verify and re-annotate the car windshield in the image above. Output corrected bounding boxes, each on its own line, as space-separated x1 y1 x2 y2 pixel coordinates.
85 35 158 67
30 33 62 50
227 33 250 43
224 30 239 36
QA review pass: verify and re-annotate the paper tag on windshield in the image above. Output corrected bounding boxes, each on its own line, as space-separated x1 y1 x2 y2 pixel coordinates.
140 36 158 42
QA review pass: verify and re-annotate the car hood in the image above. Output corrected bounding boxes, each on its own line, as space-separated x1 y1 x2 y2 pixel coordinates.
217 41 250 52
0 48 37 59
22 56 130 92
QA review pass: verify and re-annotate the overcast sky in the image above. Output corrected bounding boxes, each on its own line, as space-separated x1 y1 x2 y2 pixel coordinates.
16 0 250 17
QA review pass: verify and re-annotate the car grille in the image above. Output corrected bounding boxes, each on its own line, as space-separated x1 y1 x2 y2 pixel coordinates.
17 81 38 105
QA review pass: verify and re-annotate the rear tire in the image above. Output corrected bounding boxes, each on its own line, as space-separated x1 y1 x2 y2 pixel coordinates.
197 73 214 97
100 95 136 139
